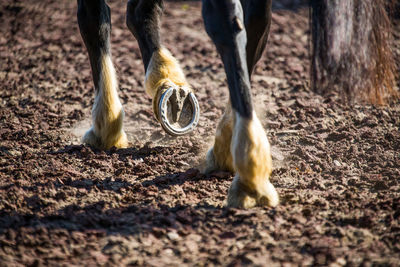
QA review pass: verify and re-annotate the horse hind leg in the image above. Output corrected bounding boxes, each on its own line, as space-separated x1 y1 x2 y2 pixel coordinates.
126 0 199 135
202 0 278 208
241 0 272 76
77 0 127 149
203 103 234 173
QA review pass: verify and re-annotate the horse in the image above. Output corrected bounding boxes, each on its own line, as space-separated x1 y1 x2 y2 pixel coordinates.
77 0 278 209
76 0 396 209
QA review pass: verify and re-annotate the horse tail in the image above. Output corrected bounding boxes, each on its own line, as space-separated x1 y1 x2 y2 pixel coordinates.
310 0 397 105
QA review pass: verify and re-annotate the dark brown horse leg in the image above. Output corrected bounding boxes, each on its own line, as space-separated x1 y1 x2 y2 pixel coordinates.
202 0 278 208
77 0 128 149
126 0 199 136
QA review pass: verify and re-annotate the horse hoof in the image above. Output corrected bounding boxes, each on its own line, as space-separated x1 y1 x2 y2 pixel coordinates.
158 86 200 136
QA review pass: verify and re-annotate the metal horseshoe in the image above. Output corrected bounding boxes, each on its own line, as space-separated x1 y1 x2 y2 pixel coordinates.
158 87 200 136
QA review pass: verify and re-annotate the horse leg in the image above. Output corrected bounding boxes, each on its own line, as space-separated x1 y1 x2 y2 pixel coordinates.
241 0 272 76
203 0 273 174
77 0 128 149
202 0 278 208
126 0 198 135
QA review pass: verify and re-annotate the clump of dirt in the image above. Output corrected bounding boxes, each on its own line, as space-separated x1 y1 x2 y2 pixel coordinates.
0 1 399 266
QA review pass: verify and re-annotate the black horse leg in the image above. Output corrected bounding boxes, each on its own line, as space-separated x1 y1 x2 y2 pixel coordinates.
126 0 199 135
202 0 278 208
241 0 272 76
203 0 273 171
77 0 127 149
126 0 163 71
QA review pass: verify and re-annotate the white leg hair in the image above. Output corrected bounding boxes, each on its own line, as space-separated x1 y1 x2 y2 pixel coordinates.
83 54 128 149
203 104 234 173
227 111 279 208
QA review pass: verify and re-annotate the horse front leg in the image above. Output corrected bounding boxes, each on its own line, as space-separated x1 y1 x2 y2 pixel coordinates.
204 0 273 175
202 0 278 208
126 0 199 136
77 0 128 149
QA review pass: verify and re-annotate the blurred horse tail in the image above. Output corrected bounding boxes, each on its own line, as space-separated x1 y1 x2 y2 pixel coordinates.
311 0 398 105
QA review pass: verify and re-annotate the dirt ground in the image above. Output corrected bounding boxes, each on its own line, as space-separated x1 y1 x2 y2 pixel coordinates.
1 1 400 266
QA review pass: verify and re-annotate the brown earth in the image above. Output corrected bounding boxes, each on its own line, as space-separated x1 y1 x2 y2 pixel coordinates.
1 1 400 266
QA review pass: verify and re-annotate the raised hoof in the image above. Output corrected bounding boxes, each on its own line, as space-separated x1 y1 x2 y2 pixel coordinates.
82 128 128 150
227 176 279 209
157 86 200 136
